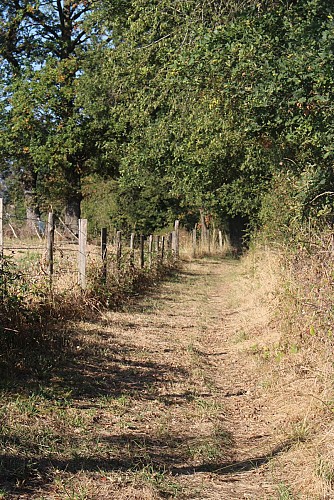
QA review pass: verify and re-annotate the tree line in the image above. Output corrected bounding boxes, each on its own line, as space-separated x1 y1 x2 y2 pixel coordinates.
0 0 333 241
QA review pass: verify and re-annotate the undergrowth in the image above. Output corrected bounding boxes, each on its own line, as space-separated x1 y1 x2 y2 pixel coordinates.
0 253 177 384
246 220 334 499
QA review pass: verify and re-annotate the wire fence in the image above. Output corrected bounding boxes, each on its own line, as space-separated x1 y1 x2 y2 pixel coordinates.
0 199 230 300
2 215 79 293
0 202 180 296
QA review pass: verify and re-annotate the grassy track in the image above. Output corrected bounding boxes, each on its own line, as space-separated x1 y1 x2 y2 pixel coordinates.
0 257 301 499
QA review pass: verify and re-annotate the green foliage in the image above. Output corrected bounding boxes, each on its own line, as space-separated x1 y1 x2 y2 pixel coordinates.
81 173 182 235
2 0 334 239
81 176 119 235
258 171 305 241
0 0 115 221
85 0 334 235
0 256 24 310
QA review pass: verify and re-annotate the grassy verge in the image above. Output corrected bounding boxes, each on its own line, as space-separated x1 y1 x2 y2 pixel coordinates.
3 227 334 498
236 230 334 499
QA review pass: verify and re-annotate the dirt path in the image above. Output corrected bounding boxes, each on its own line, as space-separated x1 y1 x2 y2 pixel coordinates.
3 257 286 499
110 257 281 500
72 257 281 499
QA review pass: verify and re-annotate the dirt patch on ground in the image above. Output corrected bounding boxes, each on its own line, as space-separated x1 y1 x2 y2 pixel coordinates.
0 257 304 498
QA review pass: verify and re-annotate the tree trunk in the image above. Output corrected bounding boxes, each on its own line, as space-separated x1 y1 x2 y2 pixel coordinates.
25 201 40 228
63 159 83 237
22 170 40 235
64 193 82 237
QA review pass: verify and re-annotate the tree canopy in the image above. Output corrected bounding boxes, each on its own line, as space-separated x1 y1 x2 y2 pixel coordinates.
0 0 110 230
1 0 333 238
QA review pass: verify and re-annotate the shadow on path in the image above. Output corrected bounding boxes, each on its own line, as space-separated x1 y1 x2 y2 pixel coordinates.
0 439 292 496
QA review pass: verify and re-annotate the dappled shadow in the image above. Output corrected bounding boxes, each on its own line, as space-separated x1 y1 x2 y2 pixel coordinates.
0 436 293 496
0 258 228 391
171 441 293 476
157 391 212 405
0 265 188 389
194 258 238 266
0 257 269 499
54 320 190 399
0 429 232 475
0 428 233 494
0 320 189 400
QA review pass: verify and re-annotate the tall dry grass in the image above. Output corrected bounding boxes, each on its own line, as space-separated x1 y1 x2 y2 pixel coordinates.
179 228 232 260
240 229 334 498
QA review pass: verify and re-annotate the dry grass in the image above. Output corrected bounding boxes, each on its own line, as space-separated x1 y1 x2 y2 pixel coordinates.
231 237 334 499
0 259 238 499
0 253 284 498
270 231 334 499
179 229 232 261
2 229 334 499
3 235 102 295
0 249 290 498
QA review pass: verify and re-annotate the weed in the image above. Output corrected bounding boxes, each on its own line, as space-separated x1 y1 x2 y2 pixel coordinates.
288 418 310 444
289 343 299 354
274 348 285 363
276 482 295 499
250 343 260 355
316 456 334 486
156 413 172 439
54 476 90 500
213 425 234 447
187 438 224 462
186 343 203 361
194 397 225 419
14 394 41 417
324 400 334 412
260 378 274 390
136 464 182 497
16 250 41 271
232 329 248 343
187 425 232 462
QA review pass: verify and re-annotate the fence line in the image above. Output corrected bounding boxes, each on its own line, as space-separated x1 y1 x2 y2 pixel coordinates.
0 210 182 292
78 218 87 289
0 202 229 294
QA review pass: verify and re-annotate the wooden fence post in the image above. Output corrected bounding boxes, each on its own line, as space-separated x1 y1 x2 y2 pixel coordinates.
174 220 180 259
78 218 87 289
168 232 173 259
192 228 197 258
0 198 3 257
101 228 107 282
161 236 165 263
46 212 55 279
218 230 223 253
130 233 135 266
148 234 153 268
172 231 176 257
155 235 160 252
200 210 208 248
116 230 122 269
140 234 145 269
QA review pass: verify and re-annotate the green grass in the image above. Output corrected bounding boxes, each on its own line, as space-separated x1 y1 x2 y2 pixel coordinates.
316 457 334 486
135 464 183 498
276 482 295 499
